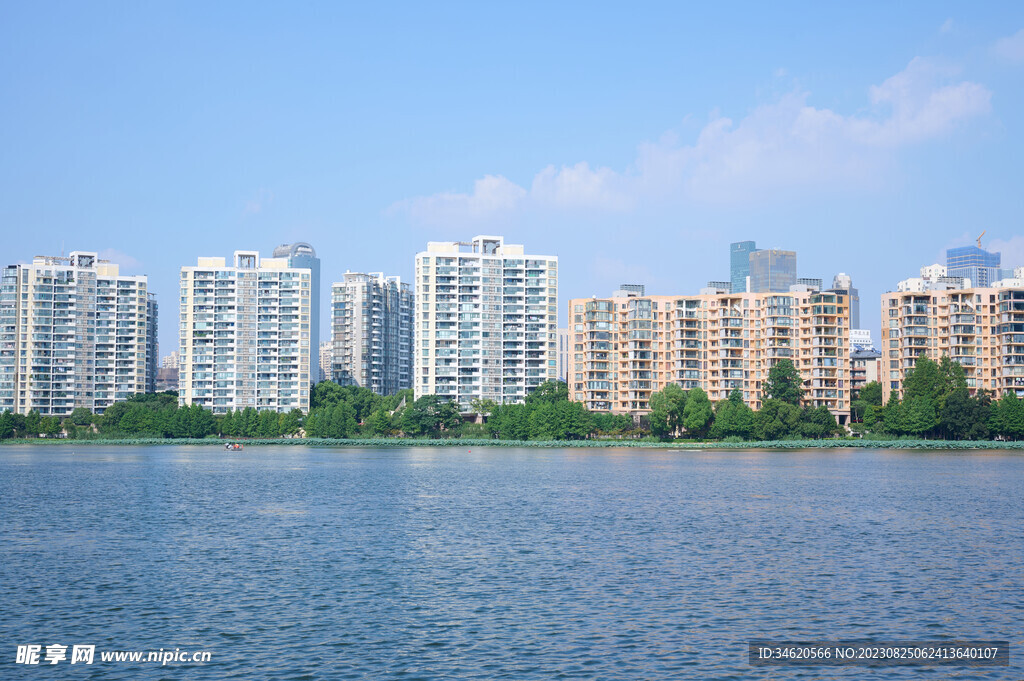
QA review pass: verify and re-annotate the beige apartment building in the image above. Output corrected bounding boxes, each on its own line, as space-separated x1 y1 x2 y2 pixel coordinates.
568 287 851 425
0 252 151 415
179 251 312 414
880 285 1024 402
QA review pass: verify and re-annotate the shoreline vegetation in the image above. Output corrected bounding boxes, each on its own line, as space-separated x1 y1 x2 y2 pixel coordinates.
4 357 1024 449
2 437 1024 450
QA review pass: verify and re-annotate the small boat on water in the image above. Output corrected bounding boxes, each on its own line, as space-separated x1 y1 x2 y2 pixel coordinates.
225 442 243 451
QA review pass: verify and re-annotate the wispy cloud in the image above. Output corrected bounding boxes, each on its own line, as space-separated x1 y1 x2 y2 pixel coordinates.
993 28 1024 63
391 57 991 225
98 248 142 271
939 18 954 35
989 236 1024 269
243 188 274 216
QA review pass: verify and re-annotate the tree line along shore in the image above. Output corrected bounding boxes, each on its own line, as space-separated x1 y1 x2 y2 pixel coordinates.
2 357 1024 443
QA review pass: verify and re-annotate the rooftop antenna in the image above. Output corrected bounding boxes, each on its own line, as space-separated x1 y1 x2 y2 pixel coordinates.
977 230 986 248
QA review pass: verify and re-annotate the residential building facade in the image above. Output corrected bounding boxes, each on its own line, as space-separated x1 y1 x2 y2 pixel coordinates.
568 287 851 424
179 251 312 414
0 252 151 415
318 341 333 383
415 235 558 410
331 272 413 395
880 285 1024 402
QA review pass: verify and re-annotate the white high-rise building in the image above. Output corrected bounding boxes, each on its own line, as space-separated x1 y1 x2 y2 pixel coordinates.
0 252 151 415
179 251 312 414
415 235 558 410
331 272 413 395
318 341 333 383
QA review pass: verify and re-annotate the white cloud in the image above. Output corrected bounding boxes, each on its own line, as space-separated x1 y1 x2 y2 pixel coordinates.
939 18 954 35
243 188 274 215
98 248 141 271
390 174 526 226
989 236 1024 269
392 57 991 223
993 28 1024 63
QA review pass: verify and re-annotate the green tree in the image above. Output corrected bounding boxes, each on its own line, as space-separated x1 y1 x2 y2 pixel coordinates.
709 390 754 440
400 395 461 437
991 392 1024 440
24 410 41 437
852 381 883 422
763 359 803 405
799 405 839 439
903 396 937 437
258 409 280 438
0 411 15 439
68 407 94 426
648 384 687 440
40 415 62 437
366 408 393 436
525 380 569 405
328 402 358 438
753 399 801 440
280 409 303 436
682 387 713 438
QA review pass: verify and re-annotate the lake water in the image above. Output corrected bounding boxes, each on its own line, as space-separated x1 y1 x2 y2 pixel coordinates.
1 445 1021 679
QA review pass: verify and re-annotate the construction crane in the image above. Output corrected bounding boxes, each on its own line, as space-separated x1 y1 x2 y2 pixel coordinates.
978 230 986 248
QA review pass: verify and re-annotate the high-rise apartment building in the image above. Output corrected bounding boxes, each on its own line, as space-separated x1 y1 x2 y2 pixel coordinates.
179 251 312 414
749 249 797 293
880 285 1024 401
556 328 570 382
568 287 851 424
730 241 759 293
146 293 159 393
273 242 320 380
415 235 558 410
318 341 333 383
0 252 151 415
946 245 1001 288
331 272 413 395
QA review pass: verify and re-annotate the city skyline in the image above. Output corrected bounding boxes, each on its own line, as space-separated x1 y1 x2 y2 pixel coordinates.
2 4 1024 360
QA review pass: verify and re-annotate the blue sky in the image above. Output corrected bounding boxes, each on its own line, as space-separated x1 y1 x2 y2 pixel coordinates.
2 2 1024 355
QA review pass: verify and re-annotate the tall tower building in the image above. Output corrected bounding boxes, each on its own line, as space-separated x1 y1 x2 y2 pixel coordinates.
179 251 312 414
0 252 151 415
331 272 413 395
273 242 320 382
831 272 860 329
415 235 558 410
749 249 797 293
730 241 759 293
946 245 1000 288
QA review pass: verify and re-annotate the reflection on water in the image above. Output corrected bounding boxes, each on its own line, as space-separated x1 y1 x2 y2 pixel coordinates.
1 445 1021 680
